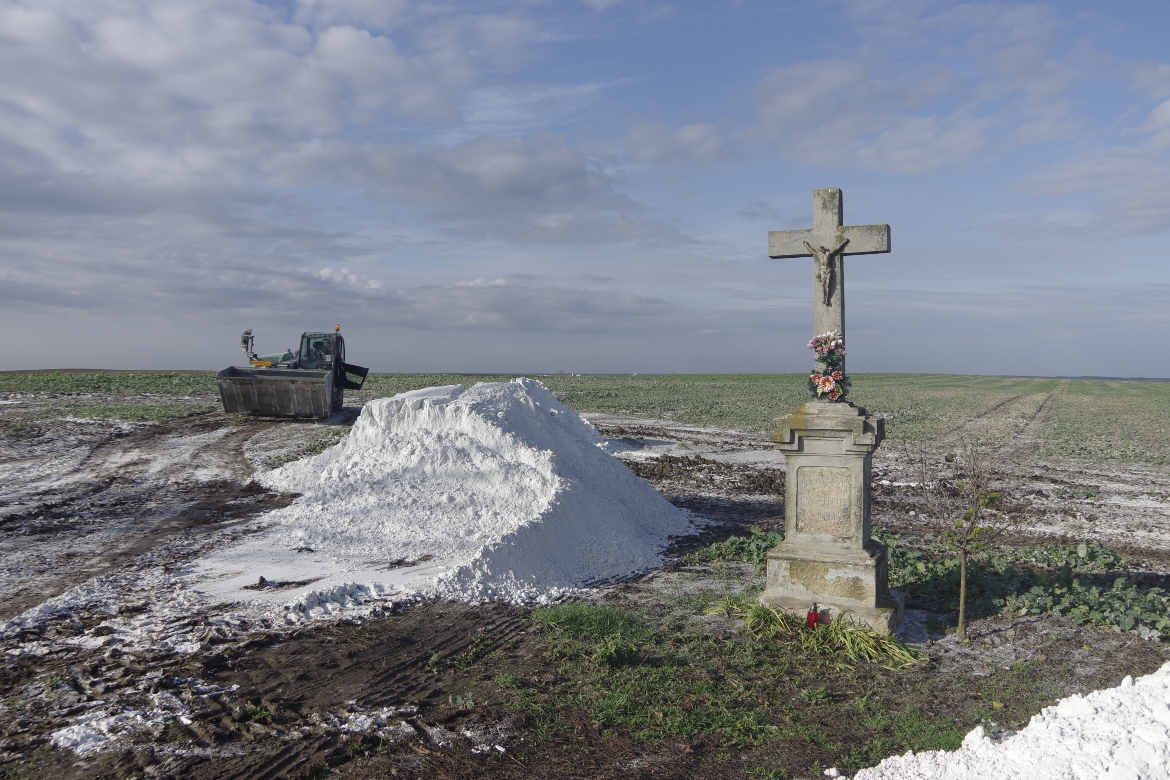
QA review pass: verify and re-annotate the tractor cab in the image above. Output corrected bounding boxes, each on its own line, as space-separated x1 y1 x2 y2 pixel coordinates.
297 331 339 370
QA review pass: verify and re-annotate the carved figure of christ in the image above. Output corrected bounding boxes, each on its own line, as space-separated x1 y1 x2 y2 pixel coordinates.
768 188 890 372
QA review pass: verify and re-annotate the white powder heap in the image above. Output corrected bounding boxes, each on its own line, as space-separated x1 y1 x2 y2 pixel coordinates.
853 662 1170 779
252 378 692 604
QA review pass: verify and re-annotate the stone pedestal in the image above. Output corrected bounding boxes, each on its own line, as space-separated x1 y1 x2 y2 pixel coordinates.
759 401 902 634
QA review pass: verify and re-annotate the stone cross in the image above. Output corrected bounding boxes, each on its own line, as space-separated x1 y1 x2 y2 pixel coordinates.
768 188 890 371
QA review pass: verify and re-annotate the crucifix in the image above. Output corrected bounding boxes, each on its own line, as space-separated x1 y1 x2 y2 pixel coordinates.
768 188 890 372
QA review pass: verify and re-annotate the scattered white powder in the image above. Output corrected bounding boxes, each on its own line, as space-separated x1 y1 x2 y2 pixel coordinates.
244 378 693 606
853 662 1170 779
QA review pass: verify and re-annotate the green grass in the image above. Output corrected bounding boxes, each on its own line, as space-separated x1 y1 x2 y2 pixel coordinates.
0 372 216 395
3 371 1167 456
245 705 272 723
847 374 1060 442
505 600 967 774
355 372 1169 451
353 373 1067 441
531 602 647 642
1036 379 1170 464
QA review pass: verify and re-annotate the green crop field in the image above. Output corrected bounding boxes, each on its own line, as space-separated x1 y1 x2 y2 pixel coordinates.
355 373 1170 463
2 371 1167 464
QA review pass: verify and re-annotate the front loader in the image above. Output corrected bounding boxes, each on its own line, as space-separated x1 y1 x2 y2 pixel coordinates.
216 326 369 418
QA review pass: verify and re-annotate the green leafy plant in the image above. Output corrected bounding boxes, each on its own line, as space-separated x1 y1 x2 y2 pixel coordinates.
799 686 832 704
698 526 785 568
879 530 1164 638
245 705 272 723
715 597 920 670
1008 541 1125 572
590 635 640 669
1003 576 1170 639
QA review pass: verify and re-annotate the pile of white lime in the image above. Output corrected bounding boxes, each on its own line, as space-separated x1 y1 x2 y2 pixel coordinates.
190 379 693 615
851 662 1170 779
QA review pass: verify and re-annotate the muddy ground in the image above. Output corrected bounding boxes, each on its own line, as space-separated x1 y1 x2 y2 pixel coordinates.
1 387 1169 779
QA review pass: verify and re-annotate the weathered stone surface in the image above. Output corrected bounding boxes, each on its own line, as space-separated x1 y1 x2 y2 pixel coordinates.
795 466 852 536
772 400 883 550
761 187 898 633
767 188 891 370
764 543 888 608
761 399 899 633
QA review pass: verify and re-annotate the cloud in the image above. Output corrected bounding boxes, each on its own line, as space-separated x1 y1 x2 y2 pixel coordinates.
748 58 985 173
1017 147 1170 237
1132 62 1170 101
640 4 673 22
293 0 410 32
744 1 1096 173
625 122 734 166
0 0 543 184
377 279 675 333
1004 60 1170 240
455 82 610 140
315 266 383 290
0 0 689 330
262 133 658 237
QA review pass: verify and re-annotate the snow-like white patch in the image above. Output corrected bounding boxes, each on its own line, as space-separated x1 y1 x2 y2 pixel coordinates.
854 662 1170 779
188 379 693 615
50 710 142 757
49 688 199 758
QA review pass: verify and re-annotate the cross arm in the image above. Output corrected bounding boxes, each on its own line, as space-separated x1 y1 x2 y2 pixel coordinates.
768 224 891 259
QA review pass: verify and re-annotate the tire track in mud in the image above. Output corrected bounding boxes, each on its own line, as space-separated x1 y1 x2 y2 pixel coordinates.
998 380 1068 461
154 605 529 780
0 414 293 620
938 393 1028 442
936 383 1067 462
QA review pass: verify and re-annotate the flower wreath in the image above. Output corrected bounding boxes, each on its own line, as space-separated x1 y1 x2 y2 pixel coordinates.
808 331 850 402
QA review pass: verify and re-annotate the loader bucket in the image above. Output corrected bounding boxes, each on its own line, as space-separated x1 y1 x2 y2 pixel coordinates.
216 366 336 418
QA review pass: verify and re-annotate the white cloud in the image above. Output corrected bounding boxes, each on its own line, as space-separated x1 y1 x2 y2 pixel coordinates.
1132 62 1170 101
293 0 410 32
315 266 383 290
745 2 1097 173
625 122 734 166
455 82 610 140
1019 147 1170 237
0 0 538 184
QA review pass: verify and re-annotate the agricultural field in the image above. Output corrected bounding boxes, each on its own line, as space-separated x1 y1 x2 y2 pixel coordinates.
0 371 1168 779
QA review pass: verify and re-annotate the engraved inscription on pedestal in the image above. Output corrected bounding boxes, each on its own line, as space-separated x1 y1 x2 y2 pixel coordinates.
795 466 852 536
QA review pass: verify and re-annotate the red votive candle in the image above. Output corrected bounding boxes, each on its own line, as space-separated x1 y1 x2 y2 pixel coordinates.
806 605 818 628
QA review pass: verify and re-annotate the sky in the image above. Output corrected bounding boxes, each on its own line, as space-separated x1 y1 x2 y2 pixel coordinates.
1 0 1168 376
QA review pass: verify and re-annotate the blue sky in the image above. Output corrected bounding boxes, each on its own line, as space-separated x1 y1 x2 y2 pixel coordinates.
2 0 1168 376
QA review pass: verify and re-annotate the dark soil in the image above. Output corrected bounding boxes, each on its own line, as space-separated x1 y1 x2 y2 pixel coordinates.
6 588 1164 780
2 410 1169 779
